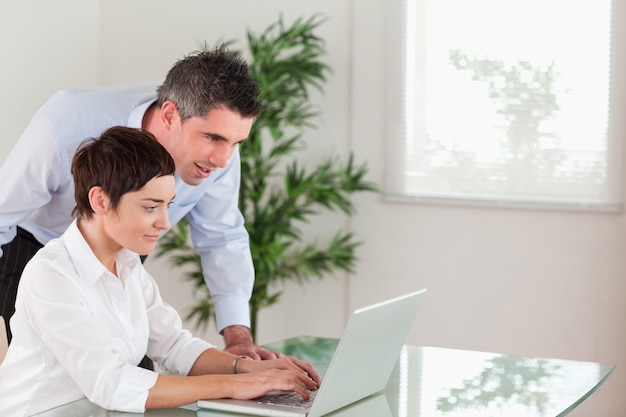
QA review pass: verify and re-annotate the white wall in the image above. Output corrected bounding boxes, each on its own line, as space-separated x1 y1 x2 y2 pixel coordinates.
0 0 100 153
0 1 624 415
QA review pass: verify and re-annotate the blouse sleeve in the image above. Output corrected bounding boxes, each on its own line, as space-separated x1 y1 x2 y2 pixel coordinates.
139 267 215 375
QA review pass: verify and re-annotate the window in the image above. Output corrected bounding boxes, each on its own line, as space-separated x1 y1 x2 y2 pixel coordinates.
386 0 623 210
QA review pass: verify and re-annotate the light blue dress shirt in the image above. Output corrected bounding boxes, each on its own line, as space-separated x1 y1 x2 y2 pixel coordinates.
0 84 254 331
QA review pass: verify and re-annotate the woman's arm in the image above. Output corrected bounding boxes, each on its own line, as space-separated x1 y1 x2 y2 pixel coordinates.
145 347 321 409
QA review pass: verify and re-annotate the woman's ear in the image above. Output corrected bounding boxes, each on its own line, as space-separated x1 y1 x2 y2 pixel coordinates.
88 186 109 215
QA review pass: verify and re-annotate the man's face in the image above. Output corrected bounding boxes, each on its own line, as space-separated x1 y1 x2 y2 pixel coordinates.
164 105 254 186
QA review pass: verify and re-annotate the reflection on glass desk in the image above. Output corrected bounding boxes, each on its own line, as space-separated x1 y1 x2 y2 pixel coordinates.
34 336 615 417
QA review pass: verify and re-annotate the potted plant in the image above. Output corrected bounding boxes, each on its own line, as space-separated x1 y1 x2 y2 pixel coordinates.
156 15 377 339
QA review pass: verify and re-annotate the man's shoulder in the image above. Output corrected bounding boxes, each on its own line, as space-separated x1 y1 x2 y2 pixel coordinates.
39 83 158 112
32 83 159 148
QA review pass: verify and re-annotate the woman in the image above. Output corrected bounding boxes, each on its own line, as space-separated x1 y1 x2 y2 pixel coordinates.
0 126 320 415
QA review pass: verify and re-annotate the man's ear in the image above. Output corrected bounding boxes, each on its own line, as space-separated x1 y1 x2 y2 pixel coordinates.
160 100 179 130
88 186 109 215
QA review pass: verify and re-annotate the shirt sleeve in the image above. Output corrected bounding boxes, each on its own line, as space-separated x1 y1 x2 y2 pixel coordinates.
139 267 215 374
0 117 64 254
186 148 255 332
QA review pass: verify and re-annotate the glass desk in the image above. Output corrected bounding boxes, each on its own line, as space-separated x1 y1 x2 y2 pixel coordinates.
35 336 615 417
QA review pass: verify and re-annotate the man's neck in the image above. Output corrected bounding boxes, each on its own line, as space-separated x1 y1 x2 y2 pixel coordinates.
142 102 160 133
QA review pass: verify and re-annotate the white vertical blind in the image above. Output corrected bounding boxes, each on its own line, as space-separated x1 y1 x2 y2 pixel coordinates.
386 0 622 210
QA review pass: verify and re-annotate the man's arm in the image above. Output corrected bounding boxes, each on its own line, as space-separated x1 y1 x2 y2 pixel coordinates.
186 149 280 359
0 118 64 253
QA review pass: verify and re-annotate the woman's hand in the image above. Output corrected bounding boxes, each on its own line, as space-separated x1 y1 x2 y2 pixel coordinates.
232 356 321 400
148 352 321 408
228 368 315 400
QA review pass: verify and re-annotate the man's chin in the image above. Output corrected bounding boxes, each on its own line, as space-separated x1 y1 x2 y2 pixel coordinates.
180 173 206 186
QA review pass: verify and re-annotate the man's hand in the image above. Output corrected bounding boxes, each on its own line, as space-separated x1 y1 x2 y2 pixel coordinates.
222 325 283 360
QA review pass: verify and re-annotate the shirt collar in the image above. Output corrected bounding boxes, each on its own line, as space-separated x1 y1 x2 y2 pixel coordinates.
64 219 140 286
127 98 156 129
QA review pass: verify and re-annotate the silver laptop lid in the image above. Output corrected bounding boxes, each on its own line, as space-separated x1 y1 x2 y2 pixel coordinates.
196 289 427 417
308 288 427 417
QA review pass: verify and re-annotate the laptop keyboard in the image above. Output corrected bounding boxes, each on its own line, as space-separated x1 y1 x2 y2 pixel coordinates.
255 390 318 409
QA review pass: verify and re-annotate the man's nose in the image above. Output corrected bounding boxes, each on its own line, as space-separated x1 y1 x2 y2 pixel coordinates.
209 145 233 168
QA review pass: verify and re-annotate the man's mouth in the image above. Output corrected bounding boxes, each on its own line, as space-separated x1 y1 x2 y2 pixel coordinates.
195 163 213 176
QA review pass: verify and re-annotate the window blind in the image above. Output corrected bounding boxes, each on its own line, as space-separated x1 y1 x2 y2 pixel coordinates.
386 0 621 210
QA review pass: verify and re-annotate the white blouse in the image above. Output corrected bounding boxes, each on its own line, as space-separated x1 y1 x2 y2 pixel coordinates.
0 220 213 416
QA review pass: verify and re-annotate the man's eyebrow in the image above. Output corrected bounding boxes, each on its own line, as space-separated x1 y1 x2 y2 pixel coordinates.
203 132 248 143
203 132 227 140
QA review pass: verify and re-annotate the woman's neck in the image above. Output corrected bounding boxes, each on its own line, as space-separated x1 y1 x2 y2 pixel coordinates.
76 217 120 276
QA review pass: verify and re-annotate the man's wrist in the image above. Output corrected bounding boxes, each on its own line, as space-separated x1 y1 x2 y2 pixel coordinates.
222 325 254 346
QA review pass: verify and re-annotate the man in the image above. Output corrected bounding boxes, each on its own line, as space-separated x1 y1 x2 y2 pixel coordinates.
0 46 276 359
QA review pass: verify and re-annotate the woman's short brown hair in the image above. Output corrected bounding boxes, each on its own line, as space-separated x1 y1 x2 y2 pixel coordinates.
71 126 175 219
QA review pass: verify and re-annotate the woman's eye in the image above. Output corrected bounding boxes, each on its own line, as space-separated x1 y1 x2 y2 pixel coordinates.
145 206 157 212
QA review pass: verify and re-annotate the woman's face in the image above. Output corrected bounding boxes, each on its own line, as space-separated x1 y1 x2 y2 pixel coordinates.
103 175 175 255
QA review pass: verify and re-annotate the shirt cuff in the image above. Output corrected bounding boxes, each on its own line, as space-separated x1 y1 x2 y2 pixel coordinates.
94 367 157 413
160 338 215 376
214 296 251 333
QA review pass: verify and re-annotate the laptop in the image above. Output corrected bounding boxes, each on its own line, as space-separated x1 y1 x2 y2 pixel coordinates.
197 288 427 417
